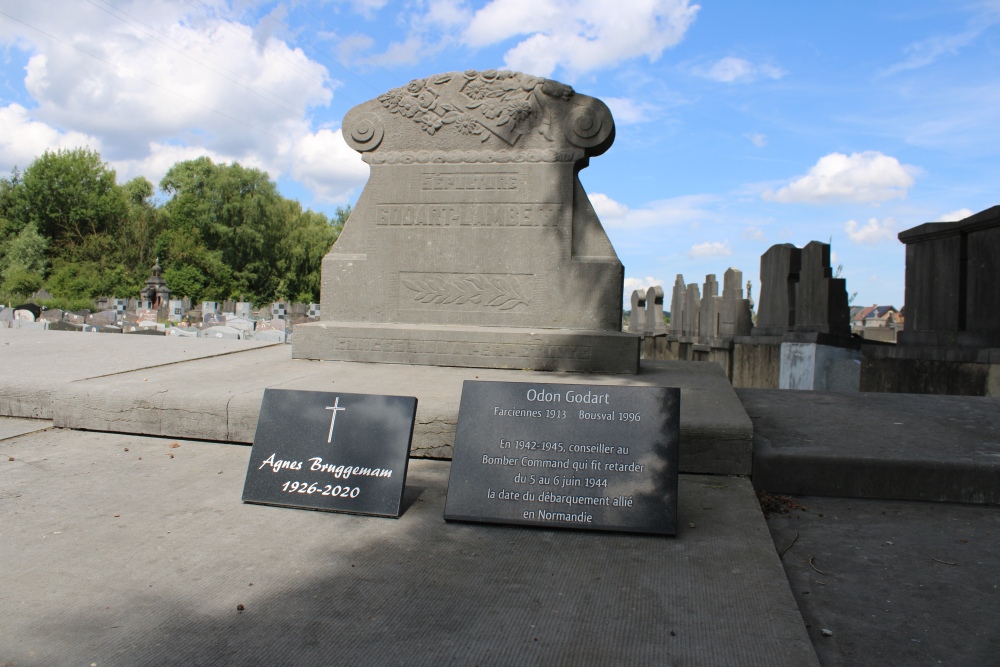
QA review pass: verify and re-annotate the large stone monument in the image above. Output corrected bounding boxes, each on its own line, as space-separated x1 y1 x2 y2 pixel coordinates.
861 205 1000 395
294 70 639 373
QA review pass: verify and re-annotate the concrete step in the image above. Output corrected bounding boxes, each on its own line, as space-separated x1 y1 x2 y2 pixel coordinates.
0 329 752 475
741 388 1000 504
0 327 279 419
0 427 817 667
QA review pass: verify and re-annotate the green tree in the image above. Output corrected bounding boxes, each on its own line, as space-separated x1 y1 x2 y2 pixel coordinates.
0 221 48 297
21 148 127 248
119 176 164 275
159 158 287 302
158 157 340 304
276 204 340 303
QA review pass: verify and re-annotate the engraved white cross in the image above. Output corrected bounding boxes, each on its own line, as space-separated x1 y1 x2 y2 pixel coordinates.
325 398 346 443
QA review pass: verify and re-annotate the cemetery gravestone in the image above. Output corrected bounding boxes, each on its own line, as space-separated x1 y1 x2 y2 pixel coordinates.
168 300 184 322
444 381 680 535
670 275 686 335
136 309 158 327
243 389 417 517
753 244 801 336
258 318 286 332
629 289 646 334
794 241 850 335
682 284 701 337
719 268 752 337
698 274 720 339
645 285 667 335
88 310 118 327
293 69 639 373
253 329 287 343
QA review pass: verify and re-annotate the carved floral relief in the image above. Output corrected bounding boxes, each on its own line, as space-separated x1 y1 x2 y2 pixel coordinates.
377 70 575 145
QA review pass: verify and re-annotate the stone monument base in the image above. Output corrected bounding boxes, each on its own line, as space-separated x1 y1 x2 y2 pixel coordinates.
860 343 1000 396
292 321 640 374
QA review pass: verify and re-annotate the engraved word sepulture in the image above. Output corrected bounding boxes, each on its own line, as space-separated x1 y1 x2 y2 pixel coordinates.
293 70 639 373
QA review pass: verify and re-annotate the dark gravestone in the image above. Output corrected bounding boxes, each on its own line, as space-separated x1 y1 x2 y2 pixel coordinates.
49 320 84 332
444 381 679 535
670 274 685 334
753 243 801 336
794 241 850 336
243 389 417 517
898 205 1000 347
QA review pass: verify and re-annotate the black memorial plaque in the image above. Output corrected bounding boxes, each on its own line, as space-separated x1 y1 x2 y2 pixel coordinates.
242 388 416 517
444 381 680 535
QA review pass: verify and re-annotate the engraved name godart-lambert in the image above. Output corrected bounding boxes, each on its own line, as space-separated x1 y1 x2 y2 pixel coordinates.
401 274 530 311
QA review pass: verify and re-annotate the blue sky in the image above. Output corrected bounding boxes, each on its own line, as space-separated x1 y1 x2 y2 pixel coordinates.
2 1 999 309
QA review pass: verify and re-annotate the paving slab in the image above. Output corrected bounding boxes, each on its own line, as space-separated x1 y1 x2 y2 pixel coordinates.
0 428 816 667
53 343 751 474
0 328 279 418
765 495 1000 667
740 389 1000 504
0 417 52 440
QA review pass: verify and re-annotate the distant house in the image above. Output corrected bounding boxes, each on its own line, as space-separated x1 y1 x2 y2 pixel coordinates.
851 304 901 342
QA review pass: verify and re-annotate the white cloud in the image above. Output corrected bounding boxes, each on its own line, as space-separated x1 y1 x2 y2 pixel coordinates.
745 132 766 148
284 127 369 204
624 276 663 295
463 0 700 78
340 0 391 19
688 241 732 258
603 97 656 125
763 151 918 204
0 104 102 173
363 0 473 66
693 56 786 84
20 12 331 154
845 217 897 244
881 29 983 77
0 1 368 204
589 193 631 219
112 142 241 186
937 208 973 222
741 226 765 241
367 34 429 67
589 193 716 229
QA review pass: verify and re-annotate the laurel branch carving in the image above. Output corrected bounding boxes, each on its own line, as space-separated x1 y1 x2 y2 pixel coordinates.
401 274 529 310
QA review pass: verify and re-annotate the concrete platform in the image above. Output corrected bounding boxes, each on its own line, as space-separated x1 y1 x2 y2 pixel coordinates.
0 328 279 418
0 416 52 440
0 427 816 667
0 328 751 474
741 389 1000 504
765 495 1000 666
